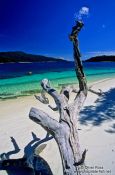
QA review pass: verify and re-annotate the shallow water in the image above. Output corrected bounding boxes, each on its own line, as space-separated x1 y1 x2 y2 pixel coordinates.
0 62 115 99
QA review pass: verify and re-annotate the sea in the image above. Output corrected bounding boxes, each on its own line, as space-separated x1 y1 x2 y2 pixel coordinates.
0 61 115 100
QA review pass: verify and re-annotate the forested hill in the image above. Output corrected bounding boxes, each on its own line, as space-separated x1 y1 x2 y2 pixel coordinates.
85 55 115 62
0 51 67 63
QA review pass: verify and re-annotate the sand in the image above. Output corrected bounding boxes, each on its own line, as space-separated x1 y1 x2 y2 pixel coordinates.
0 78 115 175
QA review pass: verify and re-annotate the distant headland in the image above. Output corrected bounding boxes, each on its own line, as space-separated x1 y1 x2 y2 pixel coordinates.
0 51 68 63
85 55 115 62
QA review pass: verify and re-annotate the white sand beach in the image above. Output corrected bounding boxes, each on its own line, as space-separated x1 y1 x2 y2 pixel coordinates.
0 78 115 175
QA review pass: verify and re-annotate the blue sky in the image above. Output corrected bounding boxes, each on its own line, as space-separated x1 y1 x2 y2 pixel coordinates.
0 0 115 60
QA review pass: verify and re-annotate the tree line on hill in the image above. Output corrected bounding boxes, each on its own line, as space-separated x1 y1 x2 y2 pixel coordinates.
0 51 67 63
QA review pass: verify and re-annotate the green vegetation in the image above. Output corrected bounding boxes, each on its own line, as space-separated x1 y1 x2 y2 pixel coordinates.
85 55 115 62
0 51 67 63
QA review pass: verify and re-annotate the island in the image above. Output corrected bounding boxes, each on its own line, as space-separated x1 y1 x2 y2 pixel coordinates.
85 55 115 62
0 51 68 63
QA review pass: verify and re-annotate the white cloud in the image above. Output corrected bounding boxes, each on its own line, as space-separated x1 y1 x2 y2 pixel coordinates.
88 51 115 55
79 7 89 16
75 6 89 20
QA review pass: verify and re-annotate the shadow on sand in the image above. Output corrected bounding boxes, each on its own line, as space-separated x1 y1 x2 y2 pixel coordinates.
0 132 53 175
105 123 115 134
79 88 115 133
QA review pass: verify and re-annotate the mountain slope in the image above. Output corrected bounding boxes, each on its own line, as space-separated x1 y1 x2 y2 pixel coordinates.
85 55 115 62
0 51 67 63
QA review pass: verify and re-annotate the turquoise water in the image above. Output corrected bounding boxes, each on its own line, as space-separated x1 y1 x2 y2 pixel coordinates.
0 62 115 99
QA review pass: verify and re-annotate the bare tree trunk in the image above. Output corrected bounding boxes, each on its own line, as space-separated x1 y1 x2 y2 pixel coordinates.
29 21 88 175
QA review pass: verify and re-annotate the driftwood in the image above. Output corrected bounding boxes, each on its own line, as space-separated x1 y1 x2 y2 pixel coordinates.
29 21 89 175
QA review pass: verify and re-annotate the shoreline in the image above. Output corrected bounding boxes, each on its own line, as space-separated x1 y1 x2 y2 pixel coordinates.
0 77 114 101
0 78 115 175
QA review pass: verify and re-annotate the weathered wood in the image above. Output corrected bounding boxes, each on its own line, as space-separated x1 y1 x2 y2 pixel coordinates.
29 21 89 175
35 89 49 104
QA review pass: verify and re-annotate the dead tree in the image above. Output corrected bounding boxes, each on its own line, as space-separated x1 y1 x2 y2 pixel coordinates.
29 21 88 175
